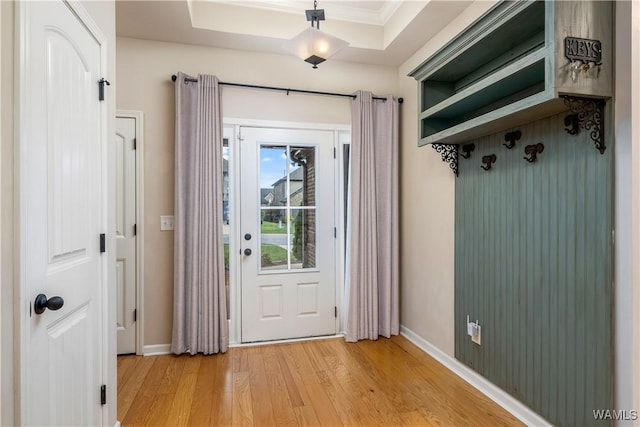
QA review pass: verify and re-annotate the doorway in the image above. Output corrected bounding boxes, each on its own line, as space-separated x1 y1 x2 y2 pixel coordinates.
115 111 144 355
237 126 339 342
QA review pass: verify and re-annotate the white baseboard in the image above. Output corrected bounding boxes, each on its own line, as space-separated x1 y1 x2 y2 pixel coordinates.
143 344 171 356
400 325 551 427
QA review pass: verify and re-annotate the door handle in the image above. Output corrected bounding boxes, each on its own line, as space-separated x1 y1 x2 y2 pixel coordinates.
244 248 252 256
34 294 64 315
244 233 252 241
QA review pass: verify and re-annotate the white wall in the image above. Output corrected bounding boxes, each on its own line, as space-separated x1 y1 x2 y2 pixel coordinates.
116 37 399 347
396 1 496 356
614 1 640 419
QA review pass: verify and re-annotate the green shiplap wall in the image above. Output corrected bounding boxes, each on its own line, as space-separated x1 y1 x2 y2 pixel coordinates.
454 112 613 426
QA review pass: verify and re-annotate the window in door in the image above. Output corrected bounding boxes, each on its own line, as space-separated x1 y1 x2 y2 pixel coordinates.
259 145 317 272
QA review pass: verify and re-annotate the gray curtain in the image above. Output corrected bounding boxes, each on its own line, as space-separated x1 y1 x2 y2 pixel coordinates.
172 73 228 355
345 90 400 342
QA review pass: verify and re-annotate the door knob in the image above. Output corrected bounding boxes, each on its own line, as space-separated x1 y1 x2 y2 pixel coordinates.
34 294 64 315
244 233 252 241
244 248 252 256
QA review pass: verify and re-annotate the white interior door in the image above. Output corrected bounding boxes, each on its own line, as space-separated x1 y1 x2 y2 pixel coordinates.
19 1 105 425
115 116 137 354
240 127 337 342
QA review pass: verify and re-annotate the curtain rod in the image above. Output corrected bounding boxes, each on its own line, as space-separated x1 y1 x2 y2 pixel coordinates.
171 74 403 104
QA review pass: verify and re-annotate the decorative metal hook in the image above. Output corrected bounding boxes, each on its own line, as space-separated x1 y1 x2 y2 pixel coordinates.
461 143 475 159
564 114 580 135
523 143 544 163
481 154 496 171
503 130 521 149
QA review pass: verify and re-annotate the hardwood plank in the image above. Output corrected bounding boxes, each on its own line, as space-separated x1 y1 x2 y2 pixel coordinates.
231 371 254 426
232 346 249 373
187 355 217 427
293 406 321 427
165 355 202 427
117 356 156 421
246 347 276 426
117 355 139 392
276 345 307 408
212 392 233 427
210 351 233 426
122 356 171 426
302 382 343 427
400 410 437 427
142 356 187 427
262 345 298 426
308 341 382 426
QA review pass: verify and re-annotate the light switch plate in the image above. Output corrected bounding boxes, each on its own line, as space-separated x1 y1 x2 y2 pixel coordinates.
160 215 174 231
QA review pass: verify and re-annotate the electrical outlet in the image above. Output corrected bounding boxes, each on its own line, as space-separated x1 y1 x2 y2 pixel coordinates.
160 215 174 231
472 325 481 345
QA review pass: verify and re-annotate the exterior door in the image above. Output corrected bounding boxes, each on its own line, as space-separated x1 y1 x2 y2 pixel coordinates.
19 1 106 425
240 127 337 342
115 116 137 354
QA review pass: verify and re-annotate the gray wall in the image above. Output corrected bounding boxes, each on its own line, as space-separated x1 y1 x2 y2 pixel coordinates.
455 112 613 426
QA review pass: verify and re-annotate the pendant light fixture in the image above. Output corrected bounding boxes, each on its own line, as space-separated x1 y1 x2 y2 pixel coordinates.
282 0 349 69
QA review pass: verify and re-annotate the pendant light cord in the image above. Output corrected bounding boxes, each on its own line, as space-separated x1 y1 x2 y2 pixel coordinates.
313 0 319 29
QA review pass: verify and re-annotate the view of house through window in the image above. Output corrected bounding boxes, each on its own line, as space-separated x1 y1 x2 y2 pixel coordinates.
259 145 316 271
222 138 230 317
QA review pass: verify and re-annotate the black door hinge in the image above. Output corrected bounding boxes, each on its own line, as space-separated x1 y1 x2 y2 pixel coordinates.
334 227 337 238
100 385 106 405
334 306 337 318
98 79 110 101
333 147 336 159
100 234 106 253
134 308 137 322
134 224 137 236
133 138 137 150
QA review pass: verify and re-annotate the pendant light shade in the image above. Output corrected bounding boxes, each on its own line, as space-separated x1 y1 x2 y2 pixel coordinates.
283 0 349 69
283 27 349 68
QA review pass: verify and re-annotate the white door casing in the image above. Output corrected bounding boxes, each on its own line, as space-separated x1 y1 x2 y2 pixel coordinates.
240 127 337 342
18 1 106 425
115 116 137 354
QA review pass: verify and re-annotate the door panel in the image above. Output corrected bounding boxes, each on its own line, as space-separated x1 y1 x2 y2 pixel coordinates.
115 116 137 354
21 1 104 425
240 127 336 342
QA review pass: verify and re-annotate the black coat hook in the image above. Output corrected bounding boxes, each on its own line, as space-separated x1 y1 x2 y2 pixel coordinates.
461 143 476 159
523 143 544 163
481 154 496 171
564 113 580 135
503 130 521 149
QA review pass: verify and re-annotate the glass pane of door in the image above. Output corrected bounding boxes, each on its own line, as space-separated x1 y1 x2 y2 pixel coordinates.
223 137 230 317
259 144 317 272
291 208 316 269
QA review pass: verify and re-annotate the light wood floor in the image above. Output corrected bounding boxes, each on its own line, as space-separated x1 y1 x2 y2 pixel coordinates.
117 335 523 426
